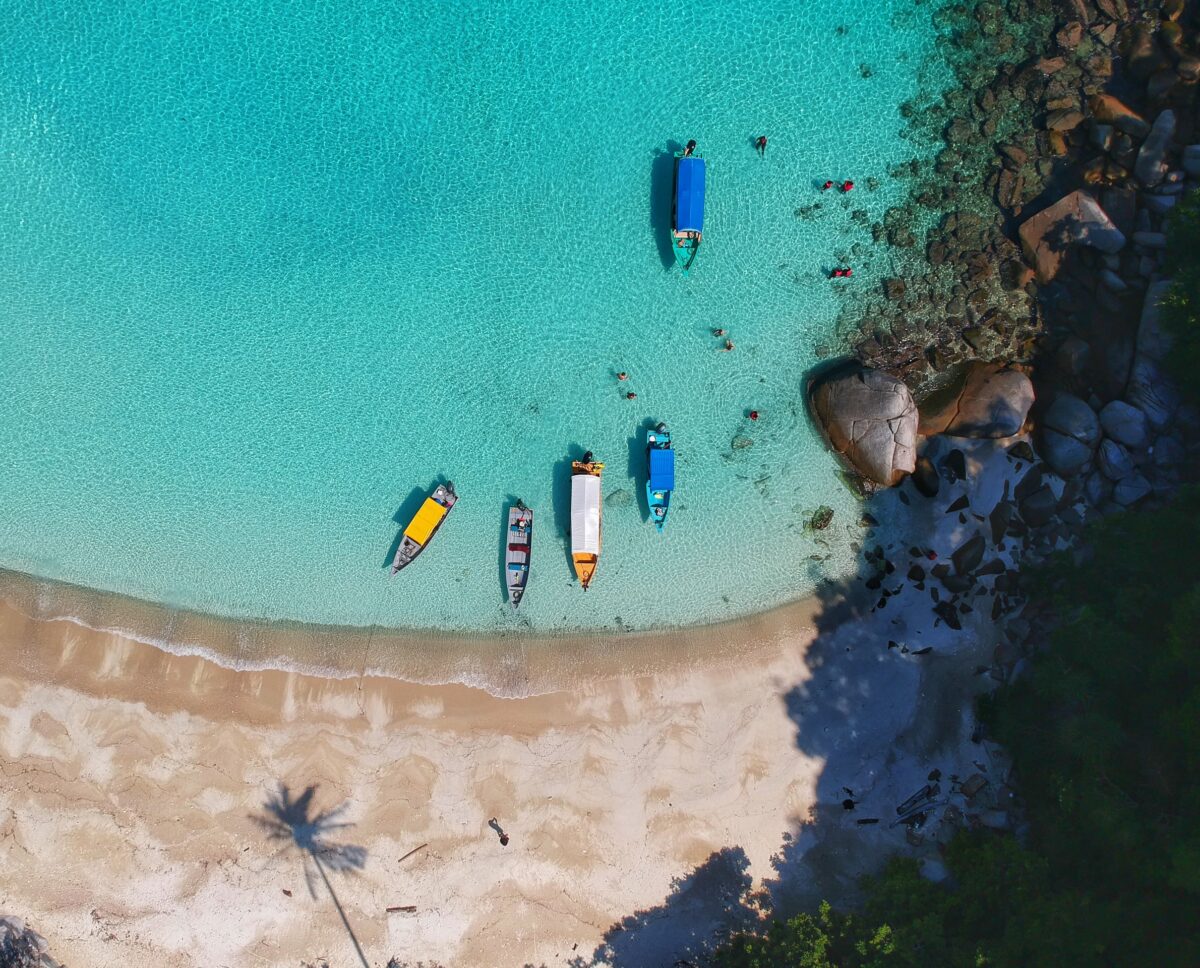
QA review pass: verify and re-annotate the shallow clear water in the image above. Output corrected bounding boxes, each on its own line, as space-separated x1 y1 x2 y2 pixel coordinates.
0 0 946 633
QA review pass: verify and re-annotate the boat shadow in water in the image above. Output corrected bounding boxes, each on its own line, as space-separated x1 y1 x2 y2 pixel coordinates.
381 484 440 570
626 418 660 525
650 143 683 270
553 446 588 580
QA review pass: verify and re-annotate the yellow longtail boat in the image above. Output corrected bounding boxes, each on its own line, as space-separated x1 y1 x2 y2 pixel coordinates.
392 482 457 573
570 454 603 590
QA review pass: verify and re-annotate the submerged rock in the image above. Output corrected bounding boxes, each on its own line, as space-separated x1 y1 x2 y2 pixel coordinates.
809 363 918 486
1135 110 1176 187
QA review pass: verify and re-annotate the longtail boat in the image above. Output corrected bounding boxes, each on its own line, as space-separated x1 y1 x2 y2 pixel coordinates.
392 482 457 574
505 500 533 606
570 453 604 590
646 423 675 533
672 148 705 276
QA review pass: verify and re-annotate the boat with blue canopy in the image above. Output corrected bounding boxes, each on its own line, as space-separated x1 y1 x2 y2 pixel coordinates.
646 423 674 532
672 145 705 276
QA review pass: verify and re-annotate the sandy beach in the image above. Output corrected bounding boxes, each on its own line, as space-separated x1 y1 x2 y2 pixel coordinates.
0 439 1028 967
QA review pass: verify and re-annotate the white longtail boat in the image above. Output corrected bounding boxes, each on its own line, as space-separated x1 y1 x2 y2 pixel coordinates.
570 454 603 590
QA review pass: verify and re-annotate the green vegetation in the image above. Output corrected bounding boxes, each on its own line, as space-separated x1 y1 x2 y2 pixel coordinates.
713 488 1200 967
1165 193 1200 400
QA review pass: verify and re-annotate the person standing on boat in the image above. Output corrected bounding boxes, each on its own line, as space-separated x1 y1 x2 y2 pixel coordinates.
756 135 767 157
683 139 697 157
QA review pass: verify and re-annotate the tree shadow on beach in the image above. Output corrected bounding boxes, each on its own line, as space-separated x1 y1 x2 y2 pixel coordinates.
567 848 758 968
567 416 1045 963
252 783 370 968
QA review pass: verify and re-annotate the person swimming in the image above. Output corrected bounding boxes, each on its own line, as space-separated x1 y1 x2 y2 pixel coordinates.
841 180 855 192
822 180 834 191
756 136 767 156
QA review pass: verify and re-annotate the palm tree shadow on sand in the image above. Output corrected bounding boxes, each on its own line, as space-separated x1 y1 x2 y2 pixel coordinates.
252 783 370 968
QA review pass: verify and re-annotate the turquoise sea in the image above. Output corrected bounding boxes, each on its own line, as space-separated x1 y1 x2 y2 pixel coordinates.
0 0 947 634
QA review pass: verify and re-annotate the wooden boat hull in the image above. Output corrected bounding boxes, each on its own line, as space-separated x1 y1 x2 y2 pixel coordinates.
392 482 457 573
505 502 533 606
570 458 604 590
572 553 598 590
646 425 673 533
672 236 699 275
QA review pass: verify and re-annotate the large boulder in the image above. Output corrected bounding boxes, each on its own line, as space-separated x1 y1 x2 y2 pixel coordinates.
1019 190 1126 284
1098 439 1135 481
810 364 918 486
1126 354 1180 430
1135 110 1176 187
918 361 1034 438
1100 400 1150 449
1040 392 1101 476
1089 94 1151 138
1113 473 1153 507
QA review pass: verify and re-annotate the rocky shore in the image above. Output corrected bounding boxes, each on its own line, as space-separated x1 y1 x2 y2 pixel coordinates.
810 0 1200 840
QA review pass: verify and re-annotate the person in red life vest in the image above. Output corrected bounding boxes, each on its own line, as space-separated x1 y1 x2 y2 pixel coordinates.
830 267 853 278
756 135 767 157
822 180 834 191
749 410 760 421
841 180 855 192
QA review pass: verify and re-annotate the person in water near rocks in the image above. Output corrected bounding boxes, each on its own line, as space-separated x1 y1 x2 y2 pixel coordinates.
830 267 853 278
617 372 628 381
683 139 697 157
626 391 637 400
723 339 735 351
749 409 760 421
841 180 855 192
713 328 727 337
756 135 767 156
822 180 834 191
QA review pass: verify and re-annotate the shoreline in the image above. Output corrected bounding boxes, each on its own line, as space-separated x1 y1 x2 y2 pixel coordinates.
0 589 829 968
0 565 831 698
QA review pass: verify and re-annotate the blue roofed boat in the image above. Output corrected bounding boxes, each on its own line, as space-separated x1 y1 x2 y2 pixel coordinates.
672 147 705 276
646 422 675 532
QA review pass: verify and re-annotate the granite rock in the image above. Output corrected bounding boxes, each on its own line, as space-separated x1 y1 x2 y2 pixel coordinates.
1099 400 1150 449
1018 190 1126 284
810 364 918 486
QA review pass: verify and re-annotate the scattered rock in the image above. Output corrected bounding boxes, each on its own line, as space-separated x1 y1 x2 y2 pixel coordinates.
1126 355 1180 430
809 363 918 486
912 455 940 497
605 488 633 507
1088 94 1150 138
1019 485 1058 527
731 435 754 450
809 505 835 531
1098 439 1134 481
1099 400 1149 449
952 534 986 575
1113 473 1152 507
1040 392 1102 476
